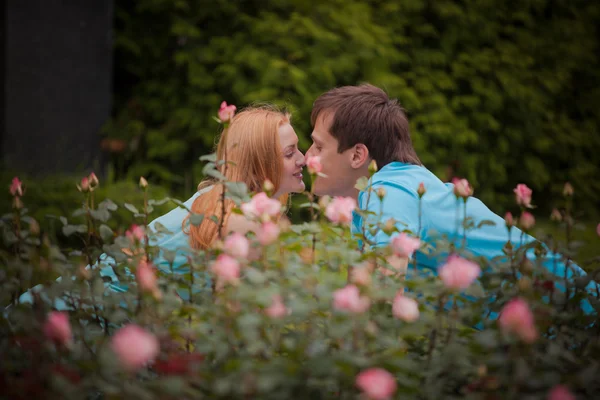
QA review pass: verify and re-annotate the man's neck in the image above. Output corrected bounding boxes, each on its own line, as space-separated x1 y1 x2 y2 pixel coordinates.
344 174 366 201
346 187 360 201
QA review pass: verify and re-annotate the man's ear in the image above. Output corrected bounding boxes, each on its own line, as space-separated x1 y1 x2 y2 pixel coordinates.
350 143 370 169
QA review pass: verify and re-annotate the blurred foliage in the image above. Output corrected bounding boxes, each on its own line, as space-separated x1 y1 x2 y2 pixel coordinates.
105 0 600 218
0 170 173 243
2 162 600 399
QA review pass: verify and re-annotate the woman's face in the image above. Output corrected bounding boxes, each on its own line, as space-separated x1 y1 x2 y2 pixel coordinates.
275 123 305 196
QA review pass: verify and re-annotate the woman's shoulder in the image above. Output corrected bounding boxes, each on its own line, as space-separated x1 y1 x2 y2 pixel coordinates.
148 185 215 232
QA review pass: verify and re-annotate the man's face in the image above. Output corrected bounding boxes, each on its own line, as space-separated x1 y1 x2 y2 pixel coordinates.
305 112 360 198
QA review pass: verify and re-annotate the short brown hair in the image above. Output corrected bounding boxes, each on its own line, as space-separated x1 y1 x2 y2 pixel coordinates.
311 84 421 168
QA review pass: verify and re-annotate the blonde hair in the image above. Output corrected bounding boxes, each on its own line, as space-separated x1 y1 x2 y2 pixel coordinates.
185 106 291 249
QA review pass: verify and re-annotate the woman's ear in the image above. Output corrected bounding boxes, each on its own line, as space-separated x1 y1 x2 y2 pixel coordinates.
350 143 370 169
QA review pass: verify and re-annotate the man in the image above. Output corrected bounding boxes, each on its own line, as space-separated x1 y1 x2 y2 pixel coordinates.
305 84 596 311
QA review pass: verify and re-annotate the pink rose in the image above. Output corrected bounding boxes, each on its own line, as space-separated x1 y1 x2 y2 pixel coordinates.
88 172 99 189
452 178 473 198
77 176 90 192
126 224 145 242
499 298 538 343
563 182 574 197
381 254 408 277
263 179 275 193
550 209 562 222
218 101 237 123
306 156 322 174
513 183 533 208
224 232 250 259
257 221 280 245
520 212 536 231
325 197 357 224
211 254 240 285
43 311 72 346
136 260 161 299
390 233 421 258
333 285 370 314
597 223 600 237
240 201 257 219
392 294 419 322
351 266 372 287
241 192 281 220
10 177 23 196
504 212 514 228
438 255 481 290
265 295 288 318
111 324 160 372
548 385 575 400
355 368 397 400
417 182 426 197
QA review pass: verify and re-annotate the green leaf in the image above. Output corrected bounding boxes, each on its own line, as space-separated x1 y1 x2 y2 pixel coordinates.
574 275 592 290
190 213 204 226
153 221 173 234
474 330 497 348
224 181 248 199
464 281 485 298
477 219 497 229
245 267 266 284
62 224 87 236
92 278 105 297
205 168 227 181
123 203 139 214
354 176 369 191
148 197 171 206
162 249 176 265
90 208 110 222
238 314 261 330
169 198 191 212
72 208 87 218
99 224 114 242
199 153 217 162
155 377 186 396
99 199 118 211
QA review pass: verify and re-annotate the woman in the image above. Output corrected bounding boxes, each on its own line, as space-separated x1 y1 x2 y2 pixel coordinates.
18 105 306 305
112 105 305 276
185 105 306 249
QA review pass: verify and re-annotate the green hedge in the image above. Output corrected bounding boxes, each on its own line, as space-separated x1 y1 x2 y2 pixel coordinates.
107 0 600 218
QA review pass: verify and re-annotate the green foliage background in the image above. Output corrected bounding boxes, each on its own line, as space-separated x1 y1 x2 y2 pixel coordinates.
106 0 600 218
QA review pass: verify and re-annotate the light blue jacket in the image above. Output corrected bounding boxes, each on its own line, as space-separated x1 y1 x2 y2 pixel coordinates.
351 162 597 313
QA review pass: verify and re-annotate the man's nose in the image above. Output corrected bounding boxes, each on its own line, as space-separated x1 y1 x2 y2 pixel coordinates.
305 146 313 159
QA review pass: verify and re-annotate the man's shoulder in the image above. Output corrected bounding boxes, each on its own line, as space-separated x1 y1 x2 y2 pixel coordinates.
369 162 437 194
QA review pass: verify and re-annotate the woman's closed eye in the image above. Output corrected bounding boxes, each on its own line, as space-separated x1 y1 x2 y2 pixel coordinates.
285 149 297 158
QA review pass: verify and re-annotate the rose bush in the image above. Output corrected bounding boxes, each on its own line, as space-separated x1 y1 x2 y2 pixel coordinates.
1 153 600 399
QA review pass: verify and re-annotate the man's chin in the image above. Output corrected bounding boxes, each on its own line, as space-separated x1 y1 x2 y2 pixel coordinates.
312 177 340 197
312 183 329 197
